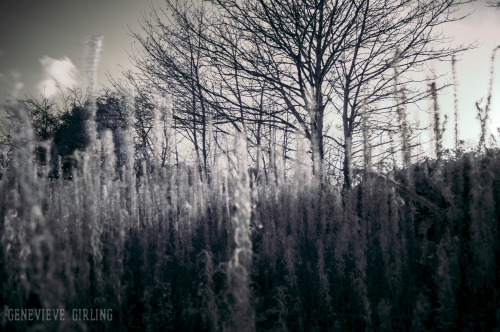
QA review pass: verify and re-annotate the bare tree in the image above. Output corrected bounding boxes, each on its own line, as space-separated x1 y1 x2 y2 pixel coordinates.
329 0 471 187
130 0 281 175
130 1 223 173
203 0 362 179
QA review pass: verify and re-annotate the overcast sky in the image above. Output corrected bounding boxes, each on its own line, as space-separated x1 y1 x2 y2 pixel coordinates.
0 0 499 147
0 0 153 100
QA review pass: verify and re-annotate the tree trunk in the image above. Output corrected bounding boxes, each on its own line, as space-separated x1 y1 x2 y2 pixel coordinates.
310 100 325 178
343 135 353 189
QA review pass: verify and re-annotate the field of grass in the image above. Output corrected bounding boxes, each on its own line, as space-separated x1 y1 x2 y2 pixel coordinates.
0 92 499 332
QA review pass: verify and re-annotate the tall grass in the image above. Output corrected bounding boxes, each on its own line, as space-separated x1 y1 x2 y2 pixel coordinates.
1 50 500 332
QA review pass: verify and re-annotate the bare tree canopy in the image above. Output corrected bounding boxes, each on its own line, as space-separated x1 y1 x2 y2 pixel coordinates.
130 0 472 186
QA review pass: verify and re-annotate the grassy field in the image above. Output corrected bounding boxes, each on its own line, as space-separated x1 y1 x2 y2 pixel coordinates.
0 94 499 332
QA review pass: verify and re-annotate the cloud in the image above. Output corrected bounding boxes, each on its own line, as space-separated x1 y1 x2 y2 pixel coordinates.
37 56 79 97
0 49 4 56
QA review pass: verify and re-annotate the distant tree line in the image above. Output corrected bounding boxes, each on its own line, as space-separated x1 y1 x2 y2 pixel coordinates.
0 90 130 179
